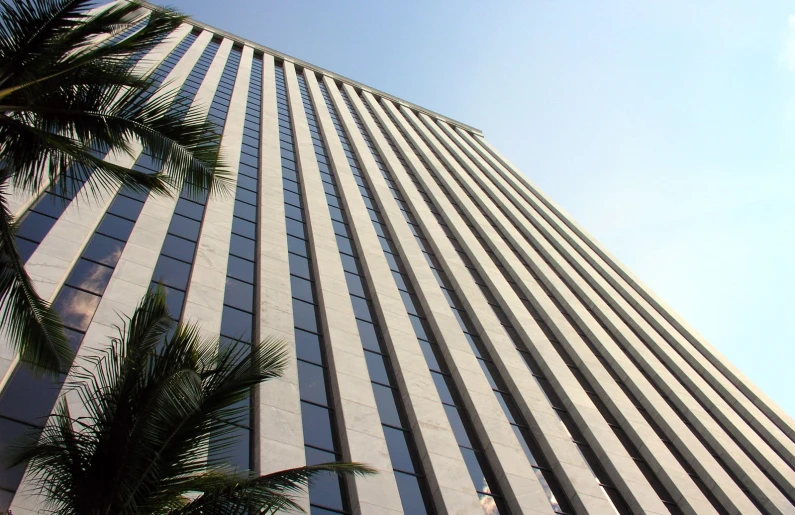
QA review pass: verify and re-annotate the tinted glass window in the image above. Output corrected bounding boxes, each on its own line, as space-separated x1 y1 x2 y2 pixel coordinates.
372 384 402 428
226 255 255 283
444 404 472 449
364 351 390 386
220 305 252 342
394 471 431 515
81 234 122 268
229 234 255 261
161 234 196 263
304 446 345 511
295 328 323 365
301 402 335 450
288 253 311 280
298 361 328 405
152 255 191 289
96 214 135 240
168 214 201 241
223 277 254 312
65 259 113 295
290 275 314 303
16 211 56 242
461 447 490 494
53 286 100 332
356 319 381 352
383 426 416 473
208 423 250 471
231 216 256 239
292 298 318 333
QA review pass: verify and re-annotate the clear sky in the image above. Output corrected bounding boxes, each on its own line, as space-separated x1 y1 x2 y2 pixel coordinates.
159 0 794 417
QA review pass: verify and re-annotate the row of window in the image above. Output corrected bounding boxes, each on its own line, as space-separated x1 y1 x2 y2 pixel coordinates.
360 96 578 515
313 77 436 515
333 86 508 514
275 63 351 515
148 40 231 320
208 53 265 473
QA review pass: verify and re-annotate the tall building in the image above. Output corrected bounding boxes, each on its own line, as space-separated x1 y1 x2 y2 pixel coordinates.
1 4 794 514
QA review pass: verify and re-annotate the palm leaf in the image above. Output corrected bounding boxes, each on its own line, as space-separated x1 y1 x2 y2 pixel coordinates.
0 170 72 374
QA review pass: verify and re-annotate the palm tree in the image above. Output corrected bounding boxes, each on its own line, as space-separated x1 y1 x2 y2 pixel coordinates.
6 288 374 514
0 0 232 375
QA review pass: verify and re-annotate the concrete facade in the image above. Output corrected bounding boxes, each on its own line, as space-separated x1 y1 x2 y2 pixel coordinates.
1 6 793 515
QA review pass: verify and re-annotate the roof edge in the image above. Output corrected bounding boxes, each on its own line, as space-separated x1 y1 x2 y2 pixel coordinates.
137 0 483 136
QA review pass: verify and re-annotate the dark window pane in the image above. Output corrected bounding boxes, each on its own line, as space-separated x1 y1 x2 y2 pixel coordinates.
226 255 255 283
287 235 307 256
237 174 258 192
286 217 306 238
161 234 196 263
418 340 441 373
408 315 430 341
231 216 256 239
0 418 38 491
235 186 257 205
295 328 323 365
0 366 63 426
96 214 135 240
344 271 365 297
209 423 250 471
224 277 254 312
298 361 328 405
444 405 472 448
168 214 201 241
372 383 402 428
65 259 113 295
234 201 257 222
152 255 191 289
349 295 373 322
174 199 204 221
31 193 69 218
301 403 335 451
383 426 416 473
16 237 38 263
364 350 391 386
394 471 431 515
288 252 311 280
154 283 185 318
356 319 381 352
108 195 143 220
431 372 455 405
15 211 56 242
335 234 354 255
339 253 359 274
293 298 318 333
305 446 345 511
291 275 315 303
461 447 490 494
221 305 252 342
478 359 500 390
53 286 100 332
230 234 255 261
82 234 124 267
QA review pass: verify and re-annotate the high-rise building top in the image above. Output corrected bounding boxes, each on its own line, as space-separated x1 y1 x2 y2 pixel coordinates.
2 5 794 514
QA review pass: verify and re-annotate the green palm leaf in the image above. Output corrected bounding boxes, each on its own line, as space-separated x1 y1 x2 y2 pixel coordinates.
0 0 232 374
5 289 375 514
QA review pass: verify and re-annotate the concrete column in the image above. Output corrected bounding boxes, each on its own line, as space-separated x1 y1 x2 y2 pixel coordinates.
325 78 487 515
301 70 403 515
182 45 253 336
339 85 560 514
281 62 388 515
253 55 305 482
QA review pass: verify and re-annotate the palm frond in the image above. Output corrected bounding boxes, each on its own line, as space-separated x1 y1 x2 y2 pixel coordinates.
0 170 72 374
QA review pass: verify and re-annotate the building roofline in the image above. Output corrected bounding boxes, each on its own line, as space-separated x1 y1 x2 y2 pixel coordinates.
137 0 483 135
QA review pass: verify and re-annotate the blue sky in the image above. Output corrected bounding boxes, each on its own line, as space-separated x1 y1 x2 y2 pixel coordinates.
161 0 795 417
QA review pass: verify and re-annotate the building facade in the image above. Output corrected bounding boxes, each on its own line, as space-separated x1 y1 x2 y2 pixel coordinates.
1 5 795 514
